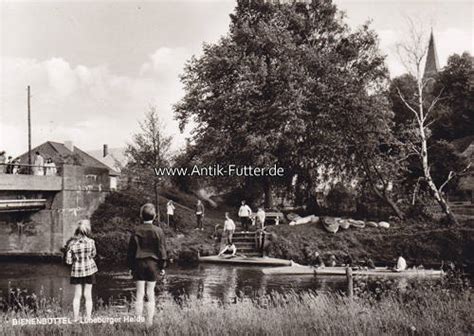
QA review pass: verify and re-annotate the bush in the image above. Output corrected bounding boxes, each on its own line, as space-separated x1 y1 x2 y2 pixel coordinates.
326 183 356 216
94 231 129 263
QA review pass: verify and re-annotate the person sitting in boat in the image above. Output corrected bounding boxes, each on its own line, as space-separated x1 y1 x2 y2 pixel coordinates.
218 241 237 258
310 251 325 269
393 254 407 272
343 254 353 267
365 257 376 270
357 255 375 270
328 254 337 267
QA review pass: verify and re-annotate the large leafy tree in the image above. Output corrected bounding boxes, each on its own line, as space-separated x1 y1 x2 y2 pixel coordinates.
175 0 400 213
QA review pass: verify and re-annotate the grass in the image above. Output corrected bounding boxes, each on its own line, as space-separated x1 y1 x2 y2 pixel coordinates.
1 287 472 336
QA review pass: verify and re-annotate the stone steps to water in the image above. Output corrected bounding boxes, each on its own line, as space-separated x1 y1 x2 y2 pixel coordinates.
220 230 261 257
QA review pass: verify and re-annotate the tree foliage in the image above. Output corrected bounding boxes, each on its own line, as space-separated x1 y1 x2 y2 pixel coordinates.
175 0 399 211
432 52 474 140
124 107 172 219
126 107 171 169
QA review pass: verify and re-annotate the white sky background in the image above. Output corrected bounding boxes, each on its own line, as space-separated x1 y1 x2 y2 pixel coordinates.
0 0 473 157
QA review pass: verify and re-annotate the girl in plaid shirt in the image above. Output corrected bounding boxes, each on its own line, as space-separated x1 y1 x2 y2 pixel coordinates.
65 219 98 322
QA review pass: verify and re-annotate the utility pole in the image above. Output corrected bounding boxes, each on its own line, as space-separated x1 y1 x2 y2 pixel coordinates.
27 86 32 174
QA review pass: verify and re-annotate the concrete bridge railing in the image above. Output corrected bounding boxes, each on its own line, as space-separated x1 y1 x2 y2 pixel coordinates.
0 174 62 191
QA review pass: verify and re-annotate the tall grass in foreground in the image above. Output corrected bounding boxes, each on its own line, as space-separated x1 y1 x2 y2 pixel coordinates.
0 288 472 336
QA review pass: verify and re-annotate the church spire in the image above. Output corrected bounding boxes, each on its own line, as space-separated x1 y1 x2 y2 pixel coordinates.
423 29 440 79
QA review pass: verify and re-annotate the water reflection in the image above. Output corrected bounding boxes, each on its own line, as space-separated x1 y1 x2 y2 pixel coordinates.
0 262 435 308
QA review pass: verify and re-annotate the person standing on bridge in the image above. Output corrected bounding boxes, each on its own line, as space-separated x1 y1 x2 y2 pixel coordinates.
33 151 44 175
127 203 167 327
65 219 98 322
0 151 6 174
44 158 57 176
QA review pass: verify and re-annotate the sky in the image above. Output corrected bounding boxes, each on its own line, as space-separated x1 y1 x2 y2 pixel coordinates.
1 0 473 157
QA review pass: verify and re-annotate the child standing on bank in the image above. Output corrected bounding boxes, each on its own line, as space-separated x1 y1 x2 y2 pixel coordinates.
166 200 176 230
223 212 235 244
195 200 205 230
127 203 167 327
65 219 98 322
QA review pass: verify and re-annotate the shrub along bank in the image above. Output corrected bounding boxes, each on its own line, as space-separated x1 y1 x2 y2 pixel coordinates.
90 190 474 269
266 218 474 268
90 189 222 265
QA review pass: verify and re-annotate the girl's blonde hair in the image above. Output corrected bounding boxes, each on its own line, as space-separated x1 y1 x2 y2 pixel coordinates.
74 219 91 237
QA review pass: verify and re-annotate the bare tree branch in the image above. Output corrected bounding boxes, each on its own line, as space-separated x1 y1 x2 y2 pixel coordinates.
439 163 472 193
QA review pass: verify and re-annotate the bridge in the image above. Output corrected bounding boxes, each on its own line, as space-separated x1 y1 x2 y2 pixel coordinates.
0 165 110 257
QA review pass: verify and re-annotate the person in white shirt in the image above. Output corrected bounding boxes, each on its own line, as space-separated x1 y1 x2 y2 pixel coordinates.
44 158 57 176
238 200 252 232
33 152 44 176
195 200 205 230
166 200 176 230
256 207 266 229
0 151 6 174
218 242 237 258
223 212 235 244
394 255 407 272
12 159 21 175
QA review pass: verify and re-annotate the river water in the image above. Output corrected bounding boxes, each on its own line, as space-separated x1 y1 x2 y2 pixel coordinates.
1 261 352 308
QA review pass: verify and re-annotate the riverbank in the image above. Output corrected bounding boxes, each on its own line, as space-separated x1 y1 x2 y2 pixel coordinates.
1 287 472 336
266 218 474 268
90 190 474 269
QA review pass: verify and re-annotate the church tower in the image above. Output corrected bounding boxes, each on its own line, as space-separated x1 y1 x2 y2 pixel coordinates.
423 29 440 79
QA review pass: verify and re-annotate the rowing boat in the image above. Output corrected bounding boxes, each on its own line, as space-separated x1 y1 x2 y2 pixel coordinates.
199 255 292 266
322 217 339 233
261 265 443 277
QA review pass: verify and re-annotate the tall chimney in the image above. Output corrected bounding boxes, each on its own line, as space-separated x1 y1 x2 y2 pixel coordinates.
64 141 74 152
103 144 108 157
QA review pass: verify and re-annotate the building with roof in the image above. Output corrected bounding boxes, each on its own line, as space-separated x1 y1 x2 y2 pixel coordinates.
16 141 120 190
87 145 127 190
0 141 114 256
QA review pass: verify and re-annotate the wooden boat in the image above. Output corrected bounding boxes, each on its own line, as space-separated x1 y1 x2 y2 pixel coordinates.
322 217 339 233
366 221 379 228
348 219 365 228
289 215 319 226
199 255 292 266
261 265 443 277
337 218 351 230
378 221 390 228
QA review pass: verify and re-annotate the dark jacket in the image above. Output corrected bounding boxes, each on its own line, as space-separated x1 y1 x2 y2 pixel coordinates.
127 223 167 270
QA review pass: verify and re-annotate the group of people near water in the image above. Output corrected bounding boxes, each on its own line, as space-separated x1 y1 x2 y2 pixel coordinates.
64 198 409 326
0 150 56 175
166 198 266 234
63 199 269 324
64 203 166 326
